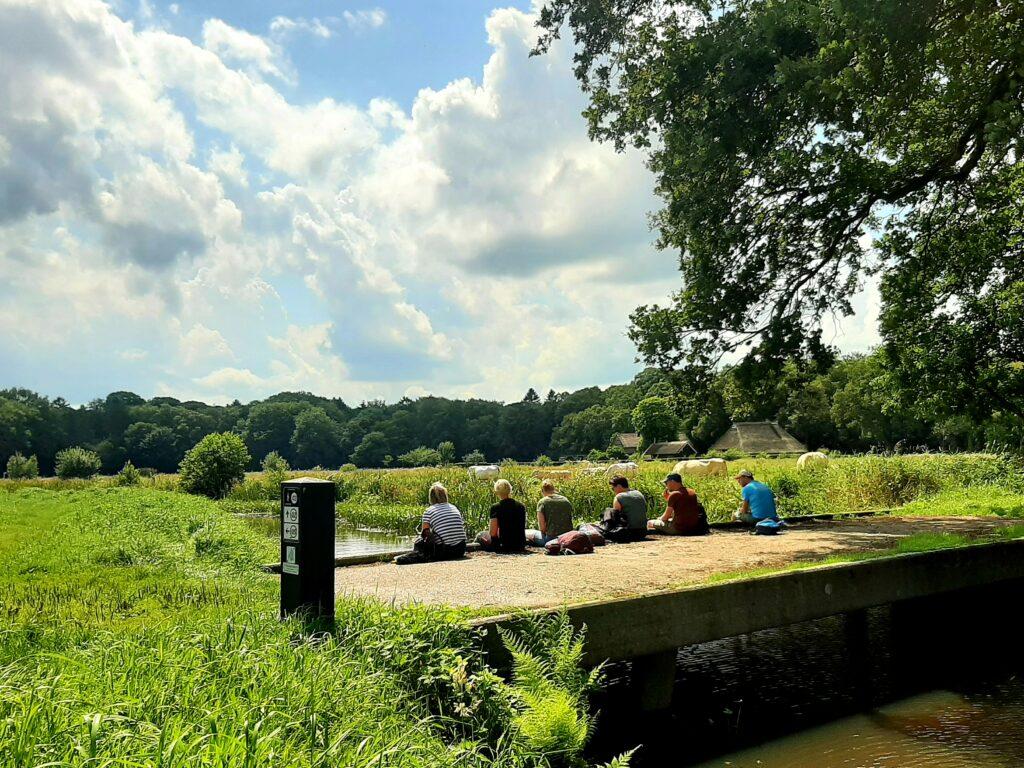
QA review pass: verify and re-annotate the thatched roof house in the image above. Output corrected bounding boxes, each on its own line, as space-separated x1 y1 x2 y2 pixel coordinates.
612 432 697 458
610 432 643 451
643 438 697 459
710 421 806 456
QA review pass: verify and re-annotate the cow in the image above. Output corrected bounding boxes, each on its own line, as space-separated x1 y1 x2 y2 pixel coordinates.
797 451 829 469
674 458 728 477
604 462 639 477
468 465 500 480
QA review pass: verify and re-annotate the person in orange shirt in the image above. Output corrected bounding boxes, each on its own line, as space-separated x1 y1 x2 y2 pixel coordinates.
648 473 709 536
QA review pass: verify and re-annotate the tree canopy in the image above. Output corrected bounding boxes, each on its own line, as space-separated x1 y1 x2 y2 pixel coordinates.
536 0 1024 422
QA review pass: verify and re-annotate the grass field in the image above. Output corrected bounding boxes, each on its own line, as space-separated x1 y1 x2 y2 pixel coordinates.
0 487 614 767
2 453 1021 765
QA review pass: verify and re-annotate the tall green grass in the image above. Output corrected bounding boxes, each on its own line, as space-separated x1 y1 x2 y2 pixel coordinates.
242 453 1024 534
0 488 624 767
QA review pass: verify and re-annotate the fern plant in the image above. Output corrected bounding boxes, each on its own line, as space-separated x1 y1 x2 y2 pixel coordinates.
498 613 631 767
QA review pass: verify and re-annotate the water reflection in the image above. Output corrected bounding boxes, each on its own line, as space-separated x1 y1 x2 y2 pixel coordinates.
241 515 410 557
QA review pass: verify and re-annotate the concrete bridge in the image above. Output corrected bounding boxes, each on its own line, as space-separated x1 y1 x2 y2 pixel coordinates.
470 537 1024 709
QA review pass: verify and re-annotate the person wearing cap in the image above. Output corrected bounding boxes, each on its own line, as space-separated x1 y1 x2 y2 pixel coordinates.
733 469 779 524
649 473 709 535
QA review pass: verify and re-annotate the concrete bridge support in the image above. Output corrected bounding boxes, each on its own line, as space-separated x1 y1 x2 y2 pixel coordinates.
632 649 678 711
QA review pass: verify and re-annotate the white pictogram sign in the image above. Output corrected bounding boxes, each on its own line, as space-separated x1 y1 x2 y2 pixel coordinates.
287 490 299 505
285 546 296 564
283 522 300 541
282 563 299 575
283 506 299 523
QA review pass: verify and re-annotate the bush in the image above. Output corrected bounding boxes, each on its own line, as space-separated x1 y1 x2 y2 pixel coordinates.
462 449 486 464
261 451 290 475
55 447 102 479
179 433 250 498
6 452 39 479
534 455 553 466
116 461 142 486
437 441 456 465
398 446 442 467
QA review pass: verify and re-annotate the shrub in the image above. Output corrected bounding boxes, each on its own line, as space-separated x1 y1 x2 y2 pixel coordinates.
338 463 357 472
6 452 39 479
722 448 746 461
534 455 553 466
462 449 486 464
397 446 442 467
116 461 142 486
178 433 250 498
437 441 456 465
261 451 290 475
55 447 102 479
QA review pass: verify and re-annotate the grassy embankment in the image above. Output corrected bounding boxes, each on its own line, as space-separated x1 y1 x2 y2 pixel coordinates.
0 487 618 767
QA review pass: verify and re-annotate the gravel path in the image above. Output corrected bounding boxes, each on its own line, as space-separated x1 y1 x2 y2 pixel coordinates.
334 516 1017 610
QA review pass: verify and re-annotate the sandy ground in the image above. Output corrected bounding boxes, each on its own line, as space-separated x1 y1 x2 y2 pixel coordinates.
334 516 1019 610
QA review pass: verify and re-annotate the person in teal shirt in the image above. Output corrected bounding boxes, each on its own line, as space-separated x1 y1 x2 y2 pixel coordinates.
733 469 778 524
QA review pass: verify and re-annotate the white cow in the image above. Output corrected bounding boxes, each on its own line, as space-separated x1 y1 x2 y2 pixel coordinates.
797 451 829 469
604 462 639 477
674 458 728 477
468 465 500 480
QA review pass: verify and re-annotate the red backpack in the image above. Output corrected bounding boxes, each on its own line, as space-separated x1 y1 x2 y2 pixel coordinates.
544 530 595 556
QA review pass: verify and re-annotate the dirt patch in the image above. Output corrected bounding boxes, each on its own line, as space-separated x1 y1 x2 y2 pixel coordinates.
334 516 1019 611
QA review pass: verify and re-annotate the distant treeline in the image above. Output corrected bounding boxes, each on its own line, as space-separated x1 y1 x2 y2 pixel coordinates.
2 350 1020 475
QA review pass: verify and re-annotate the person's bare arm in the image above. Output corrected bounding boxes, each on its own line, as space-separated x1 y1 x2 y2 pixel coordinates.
537 509 547 535
489 517 500 538
740 500 751 516
613 495 623 512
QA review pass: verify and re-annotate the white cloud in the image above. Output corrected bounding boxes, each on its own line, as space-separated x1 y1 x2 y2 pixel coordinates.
341 8 387 31
201 18 292 83
179 324 235 366
0 0 875 409
269 16 333 40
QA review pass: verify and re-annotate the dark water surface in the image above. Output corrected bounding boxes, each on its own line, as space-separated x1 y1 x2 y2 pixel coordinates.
588 580 1024 767
241 515 410 556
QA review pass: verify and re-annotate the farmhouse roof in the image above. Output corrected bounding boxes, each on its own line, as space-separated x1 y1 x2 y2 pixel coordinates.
643 439 697 458
710 421 807 455
611 432 642 450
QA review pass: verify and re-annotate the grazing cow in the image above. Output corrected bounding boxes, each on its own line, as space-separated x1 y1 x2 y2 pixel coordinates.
604 462 639 477
797 451 829 469
674 458 728 477
468 465 500 480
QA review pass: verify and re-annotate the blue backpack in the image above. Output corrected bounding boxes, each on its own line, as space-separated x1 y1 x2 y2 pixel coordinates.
754 518 785 535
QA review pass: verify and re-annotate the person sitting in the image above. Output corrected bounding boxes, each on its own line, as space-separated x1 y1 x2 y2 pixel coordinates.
732 469 779 524
394 482 467 564
476 478 527 552
648 473 709 536
525 479 574 546
586 475 647 543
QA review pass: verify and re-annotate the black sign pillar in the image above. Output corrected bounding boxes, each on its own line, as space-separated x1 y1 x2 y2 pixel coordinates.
280 477 335 620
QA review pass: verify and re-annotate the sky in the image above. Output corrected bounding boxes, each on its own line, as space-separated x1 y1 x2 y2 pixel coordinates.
0 0 881 406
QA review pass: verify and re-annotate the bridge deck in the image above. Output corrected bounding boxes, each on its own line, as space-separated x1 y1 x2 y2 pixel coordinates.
334 516 1016 611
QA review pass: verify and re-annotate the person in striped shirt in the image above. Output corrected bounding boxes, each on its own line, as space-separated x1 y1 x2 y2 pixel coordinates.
394 482 467 565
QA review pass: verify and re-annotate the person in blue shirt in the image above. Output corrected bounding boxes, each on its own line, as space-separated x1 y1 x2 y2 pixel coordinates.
732 469 778 524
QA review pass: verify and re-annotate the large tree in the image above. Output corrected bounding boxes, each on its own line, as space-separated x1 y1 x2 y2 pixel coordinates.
537 0 1024 415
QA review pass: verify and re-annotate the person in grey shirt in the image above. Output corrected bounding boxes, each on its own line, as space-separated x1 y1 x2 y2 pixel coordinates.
580 475 648 543
525 479 574 546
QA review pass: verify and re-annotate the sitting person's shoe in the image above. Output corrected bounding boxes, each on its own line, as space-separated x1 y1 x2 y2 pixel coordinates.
394 551 426 565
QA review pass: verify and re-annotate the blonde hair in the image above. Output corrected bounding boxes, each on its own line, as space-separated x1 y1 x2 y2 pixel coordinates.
493 479 512 497
540 479 556 494
428 482 449 505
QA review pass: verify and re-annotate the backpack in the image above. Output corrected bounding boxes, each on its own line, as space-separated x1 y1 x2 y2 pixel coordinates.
754 518 785 535
545 530 595 555
578 523 607 547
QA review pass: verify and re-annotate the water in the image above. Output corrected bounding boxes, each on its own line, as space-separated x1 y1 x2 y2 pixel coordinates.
588 580 1024 767
241 515 410 557
691 684 1024 767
